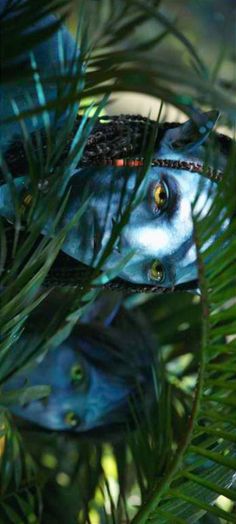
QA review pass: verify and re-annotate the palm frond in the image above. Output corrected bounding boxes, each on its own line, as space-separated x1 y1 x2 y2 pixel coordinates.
0 412 41 523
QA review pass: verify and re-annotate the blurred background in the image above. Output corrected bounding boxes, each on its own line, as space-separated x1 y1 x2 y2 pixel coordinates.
68 0 236 131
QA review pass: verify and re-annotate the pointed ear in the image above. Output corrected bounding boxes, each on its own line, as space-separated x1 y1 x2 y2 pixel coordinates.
163 110 220 152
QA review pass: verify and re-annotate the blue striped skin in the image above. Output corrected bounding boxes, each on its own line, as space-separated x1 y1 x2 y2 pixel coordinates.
0 2 228 289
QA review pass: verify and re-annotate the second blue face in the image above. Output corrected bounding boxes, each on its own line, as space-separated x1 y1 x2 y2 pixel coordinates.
5 341 130 432
4 307 153 433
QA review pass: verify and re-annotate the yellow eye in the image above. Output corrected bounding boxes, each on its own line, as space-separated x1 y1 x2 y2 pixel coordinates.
70 363 84 384
64 411 81 428
153 181 169 211
150 260 165 283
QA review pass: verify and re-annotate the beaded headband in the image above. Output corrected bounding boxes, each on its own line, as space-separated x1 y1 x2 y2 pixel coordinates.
94 157 223 183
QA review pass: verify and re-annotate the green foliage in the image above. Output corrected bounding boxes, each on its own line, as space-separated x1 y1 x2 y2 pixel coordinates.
0 412 41 523
1 0 69 83
0 1 235 523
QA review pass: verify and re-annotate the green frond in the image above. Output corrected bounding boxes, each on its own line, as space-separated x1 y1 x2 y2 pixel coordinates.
0 412 41 523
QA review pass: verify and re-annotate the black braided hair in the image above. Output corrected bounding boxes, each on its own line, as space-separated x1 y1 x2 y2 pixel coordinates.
2 114 179 180
80 114 178 165
2 113 233 180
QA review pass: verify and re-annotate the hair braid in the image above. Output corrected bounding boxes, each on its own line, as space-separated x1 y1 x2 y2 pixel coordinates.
79 114 176 166
2 113 231 182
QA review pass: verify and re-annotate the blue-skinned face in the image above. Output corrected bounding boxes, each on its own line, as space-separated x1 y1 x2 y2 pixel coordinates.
0 1 227 289
4 310 152 432
5 340 129 432
58 122 224 288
